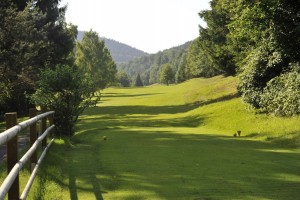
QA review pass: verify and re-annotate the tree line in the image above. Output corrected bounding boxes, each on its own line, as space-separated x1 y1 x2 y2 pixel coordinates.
197 0 300 116
0 0 117 135
118 0 300 116
117 41 193 86
1 0 299 138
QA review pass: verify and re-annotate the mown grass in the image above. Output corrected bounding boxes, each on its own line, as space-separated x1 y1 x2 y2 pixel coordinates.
2 75 300 199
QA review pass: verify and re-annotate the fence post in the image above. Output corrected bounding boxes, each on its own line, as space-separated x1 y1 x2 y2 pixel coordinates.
41 107 47 148
5 112 19 200
29 108 37 172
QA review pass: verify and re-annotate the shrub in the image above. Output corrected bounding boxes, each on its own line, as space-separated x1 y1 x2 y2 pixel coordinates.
238 38 289 109
116 71 131 87
31 65 99 136
259 64 300 116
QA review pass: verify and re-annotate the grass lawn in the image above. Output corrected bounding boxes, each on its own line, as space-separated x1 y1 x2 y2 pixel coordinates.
23 76 300 199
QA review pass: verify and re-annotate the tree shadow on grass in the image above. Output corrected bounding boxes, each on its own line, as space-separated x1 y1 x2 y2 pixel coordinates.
39 91 300 199
101 93 162 98
86 93 239 116
77 114 204 131
43 127 300 200
84 104 200 116
247 131 300 148
40 138 107 200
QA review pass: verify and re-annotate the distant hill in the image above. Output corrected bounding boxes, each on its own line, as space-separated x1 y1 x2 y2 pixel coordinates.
118 41 192 85
77 31 148 63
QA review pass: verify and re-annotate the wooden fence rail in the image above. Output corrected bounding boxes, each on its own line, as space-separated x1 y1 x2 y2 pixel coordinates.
0 109 55 200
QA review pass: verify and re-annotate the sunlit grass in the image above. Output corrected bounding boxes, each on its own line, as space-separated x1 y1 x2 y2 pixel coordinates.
14 75 300 199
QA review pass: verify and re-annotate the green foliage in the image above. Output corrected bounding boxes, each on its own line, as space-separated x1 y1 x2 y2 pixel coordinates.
237 0 300 116
175 53 187 83
149 65 160 84
238 37 288 108
76 30 117 90
198 0 237 76
116 71 131 87
227 0 277 69
31 65 98 136
77 31 149 63
0 0 76 114
34 0 77 66
135 73 143 87
259 65 300 116
0 82 11 111
118 42 191 85
185 38 220 79
159 64 174 85
0 2 46 114
272 0 300 62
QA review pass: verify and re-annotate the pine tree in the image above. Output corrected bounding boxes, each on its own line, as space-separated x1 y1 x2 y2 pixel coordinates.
135 73 143 87
175 53 187 83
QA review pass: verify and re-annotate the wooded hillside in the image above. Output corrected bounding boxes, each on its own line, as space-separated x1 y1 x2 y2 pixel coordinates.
118 41 193 85
77 31 148 63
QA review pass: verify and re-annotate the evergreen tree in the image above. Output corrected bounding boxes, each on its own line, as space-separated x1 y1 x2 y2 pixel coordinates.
11 0 76 66
135 73 143 87
175 53 187 83
0 0 76 114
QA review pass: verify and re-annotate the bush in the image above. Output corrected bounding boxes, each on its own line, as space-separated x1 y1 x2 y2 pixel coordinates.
238 38 289 109
31 65 99 136
259 64 300 116
116 71 131 87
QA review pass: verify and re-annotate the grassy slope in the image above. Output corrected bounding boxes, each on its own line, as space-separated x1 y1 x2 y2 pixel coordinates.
29 75 300 200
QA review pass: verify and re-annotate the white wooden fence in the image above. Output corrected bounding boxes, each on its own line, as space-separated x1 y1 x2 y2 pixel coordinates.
0 109 55 200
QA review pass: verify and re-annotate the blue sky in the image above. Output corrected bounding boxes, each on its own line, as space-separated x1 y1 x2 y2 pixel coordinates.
61 0 211 53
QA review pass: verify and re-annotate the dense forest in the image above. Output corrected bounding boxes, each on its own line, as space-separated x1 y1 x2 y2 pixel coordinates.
118 41 195 85
77 31 148 63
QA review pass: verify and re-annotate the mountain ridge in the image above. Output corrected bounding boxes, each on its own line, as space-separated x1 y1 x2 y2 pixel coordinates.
77 30 149 63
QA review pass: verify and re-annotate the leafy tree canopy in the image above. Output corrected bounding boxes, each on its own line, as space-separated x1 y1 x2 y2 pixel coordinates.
160 64 174 86
31 65 98 136
75 30 117 90
116 71 131 87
